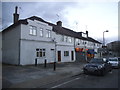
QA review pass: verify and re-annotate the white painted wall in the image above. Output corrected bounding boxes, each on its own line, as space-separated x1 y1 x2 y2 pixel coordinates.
20 20 56 65
2 25 21 65
56 45 75 62
20 19 76 65
21 19 53 42
20 40 55 65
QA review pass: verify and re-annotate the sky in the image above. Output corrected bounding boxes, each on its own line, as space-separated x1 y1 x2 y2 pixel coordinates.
1 0 119 44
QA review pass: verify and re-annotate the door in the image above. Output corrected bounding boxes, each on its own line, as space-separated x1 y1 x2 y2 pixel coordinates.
71 51 74 61
58 51 61 62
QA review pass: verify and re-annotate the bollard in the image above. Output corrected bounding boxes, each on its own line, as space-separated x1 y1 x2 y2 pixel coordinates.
53 61 56 71
44 59 47 68
35 58 37 66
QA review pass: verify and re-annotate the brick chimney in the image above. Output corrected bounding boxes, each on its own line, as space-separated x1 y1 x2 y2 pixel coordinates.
56 21 62 27
13 6 19 23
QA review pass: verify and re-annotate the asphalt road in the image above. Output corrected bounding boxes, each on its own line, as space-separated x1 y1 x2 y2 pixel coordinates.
39 69 119 89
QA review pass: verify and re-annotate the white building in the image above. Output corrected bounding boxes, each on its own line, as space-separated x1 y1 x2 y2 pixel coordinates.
2 7 102 65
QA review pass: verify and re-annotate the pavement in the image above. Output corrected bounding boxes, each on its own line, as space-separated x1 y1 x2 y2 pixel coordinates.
2 61 86 88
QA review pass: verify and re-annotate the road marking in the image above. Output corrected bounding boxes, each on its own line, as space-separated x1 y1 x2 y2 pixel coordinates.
51 77 80 88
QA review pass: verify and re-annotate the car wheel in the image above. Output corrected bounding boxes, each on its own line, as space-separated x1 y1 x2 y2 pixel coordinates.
101 70 106 76
109 68 112 72
94 70 98 75
84 70 88 74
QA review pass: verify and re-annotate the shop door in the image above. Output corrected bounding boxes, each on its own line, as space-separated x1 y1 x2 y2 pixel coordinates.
71 51 74 61
58 51 61 62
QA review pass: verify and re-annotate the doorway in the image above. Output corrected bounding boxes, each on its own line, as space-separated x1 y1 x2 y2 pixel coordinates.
71 51 74 61
58 51 61 62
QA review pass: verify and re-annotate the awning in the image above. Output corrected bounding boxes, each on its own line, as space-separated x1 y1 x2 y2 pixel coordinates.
87 49 96 54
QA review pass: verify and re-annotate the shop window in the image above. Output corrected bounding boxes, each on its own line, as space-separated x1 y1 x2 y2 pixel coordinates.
64 51 69 56
36 48 46 57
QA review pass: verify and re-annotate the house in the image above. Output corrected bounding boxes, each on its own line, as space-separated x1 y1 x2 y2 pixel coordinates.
0 31 2 63
107 41 120 57
2 6 102 65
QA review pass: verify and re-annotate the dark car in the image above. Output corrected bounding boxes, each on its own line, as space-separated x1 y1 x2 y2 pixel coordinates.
83 58 112 76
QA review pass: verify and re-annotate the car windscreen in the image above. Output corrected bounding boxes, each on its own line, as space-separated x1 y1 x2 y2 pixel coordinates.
90 58 104 63
109 58 118 61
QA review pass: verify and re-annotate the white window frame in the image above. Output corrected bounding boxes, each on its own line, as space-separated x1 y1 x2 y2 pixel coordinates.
40 28 43 37
36 48 46 58
29 25 37 36
61 35 64 41
64 51 69 56
46 29 51 38
68 37 72 43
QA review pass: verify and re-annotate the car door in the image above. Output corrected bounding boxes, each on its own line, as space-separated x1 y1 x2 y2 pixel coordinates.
104 61 111 72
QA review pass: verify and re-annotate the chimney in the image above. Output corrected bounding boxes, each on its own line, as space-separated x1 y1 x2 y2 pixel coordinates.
56 21 62 27
86 31 88 37
13 6 19 23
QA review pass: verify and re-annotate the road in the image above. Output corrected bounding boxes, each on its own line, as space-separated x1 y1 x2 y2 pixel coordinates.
39 69 119 89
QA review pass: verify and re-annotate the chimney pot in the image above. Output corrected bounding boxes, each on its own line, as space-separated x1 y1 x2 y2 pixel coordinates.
56 21 62 27
13 6 19 23
86 31 88 37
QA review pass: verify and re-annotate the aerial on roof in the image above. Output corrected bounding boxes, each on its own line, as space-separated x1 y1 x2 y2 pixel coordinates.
3 16 101 44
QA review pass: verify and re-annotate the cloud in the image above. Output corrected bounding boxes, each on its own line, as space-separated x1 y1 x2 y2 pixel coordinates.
2 2 80 28
2 1 118 43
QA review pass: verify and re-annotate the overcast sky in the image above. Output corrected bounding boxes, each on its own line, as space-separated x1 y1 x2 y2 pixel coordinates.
1 0 119 43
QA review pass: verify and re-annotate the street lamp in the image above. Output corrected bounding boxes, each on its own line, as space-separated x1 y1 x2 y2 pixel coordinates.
103 30 109 46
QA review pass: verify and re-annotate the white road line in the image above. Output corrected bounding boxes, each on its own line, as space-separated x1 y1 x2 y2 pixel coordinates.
51 77 80 88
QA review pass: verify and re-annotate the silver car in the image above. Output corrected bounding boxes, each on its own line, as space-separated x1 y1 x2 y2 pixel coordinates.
108 57 120 68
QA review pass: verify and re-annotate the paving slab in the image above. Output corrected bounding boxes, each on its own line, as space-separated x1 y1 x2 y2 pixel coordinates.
2 62 86 88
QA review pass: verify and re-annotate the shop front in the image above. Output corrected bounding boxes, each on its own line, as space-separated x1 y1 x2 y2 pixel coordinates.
75 48 96 62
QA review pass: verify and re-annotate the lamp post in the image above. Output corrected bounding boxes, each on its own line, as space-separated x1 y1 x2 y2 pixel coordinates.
52 38 57 71
103 30 109 46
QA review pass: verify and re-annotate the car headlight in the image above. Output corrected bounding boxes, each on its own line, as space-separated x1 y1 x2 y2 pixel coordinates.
98 65 104 69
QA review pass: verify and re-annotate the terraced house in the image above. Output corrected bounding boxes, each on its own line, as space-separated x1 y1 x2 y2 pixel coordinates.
2 6 102 65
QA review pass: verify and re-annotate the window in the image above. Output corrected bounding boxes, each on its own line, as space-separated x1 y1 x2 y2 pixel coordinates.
63 36 68 42
76 39 80 45
61 35 64 41
43 49 46 56
68 37 72 43
40 28 43 37
46 29 51 38
36 48 46 57
64 51 69 56
36 49 39 57
29 26 37 35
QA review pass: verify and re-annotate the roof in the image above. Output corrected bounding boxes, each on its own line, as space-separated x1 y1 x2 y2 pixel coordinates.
28 16 101 44
3 15 101 44
2 19 28 33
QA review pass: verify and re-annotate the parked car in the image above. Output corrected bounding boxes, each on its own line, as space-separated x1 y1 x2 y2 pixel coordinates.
83 58 112 76
108 57 120 68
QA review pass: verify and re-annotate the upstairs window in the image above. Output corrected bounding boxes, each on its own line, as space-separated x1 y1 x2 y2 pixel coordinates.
64 36 68 42
29 26 37 35
76 39 80 45
46 29 51 38
68 37 72 43
61 35 64 41
40 28 43 37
